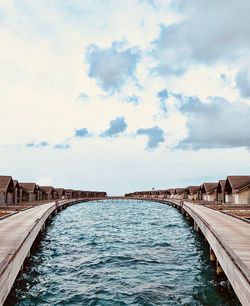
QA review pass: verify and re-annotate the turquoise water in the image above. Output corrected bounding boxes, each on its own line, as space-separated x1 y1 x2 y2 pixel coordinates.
6 200 240 305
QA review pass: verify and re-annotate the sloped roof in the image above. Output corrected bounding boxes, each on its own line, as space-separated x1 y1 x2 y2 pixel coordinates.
13 180 19 188
187 186 199 194
0 176 13 192
227 176 250 192
201 183 218 193
72 190 82 194
54 188 65 194
218 180 226 188
39 186 54 194
157 190 167 194
217 180 226 191
65 189 73 193
19 183 37 193
169 188 176 195
175 188 185 194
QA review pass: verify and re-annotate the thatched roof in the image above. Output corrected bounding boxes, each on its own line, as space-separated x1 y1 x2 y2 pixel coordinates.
226 176 250 192
64 189 73 195
54 188 65 194
0 176 14 192
168 188 176 195
175 188 185 195
19 183 37 193
201 183 218 194
187 186 199 194
217 180 226 192
39 186 54 194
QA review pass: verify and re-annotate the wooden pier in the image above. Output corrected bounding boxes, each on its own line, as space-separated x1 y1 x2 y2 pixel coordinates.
0 197 249 305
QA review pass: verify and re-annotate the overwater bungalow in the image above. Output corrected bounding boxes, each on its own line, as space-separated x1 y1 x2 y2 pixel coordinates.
90 191 104 198
216 180 226 203
19 183 40 202
186 186 200 201
54 188 65 199
83 191 91 198
142 191 148 198
168 188 176 199
156 190 167 198
98 192 107 197
64 189 73 199
224 176 250 204
79 191 88 198
0 176 15 205
174 188 186 199
199 183 218 201
72 190 82 198
39 186 55 200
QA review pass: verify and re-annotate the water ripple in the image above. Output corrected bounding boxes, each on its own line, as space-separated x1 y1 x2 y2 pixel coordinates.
5 200 240 306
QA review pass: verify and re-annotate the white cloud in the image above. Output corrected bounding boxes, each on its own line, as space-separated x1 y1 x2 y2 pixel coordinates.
0 0 249 194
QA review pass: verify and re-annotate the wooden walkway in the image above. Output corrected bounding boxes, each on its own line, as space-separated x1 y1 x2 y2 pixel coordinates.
0 197 249 305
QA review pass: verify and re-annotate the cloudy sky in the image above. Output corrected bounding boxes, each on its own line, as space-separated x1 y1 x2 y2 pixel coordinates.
0 0 250 195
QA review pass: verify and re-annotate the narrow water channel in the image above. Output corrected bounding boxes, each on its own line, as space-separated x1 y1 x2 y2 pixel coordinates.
5 200 240 305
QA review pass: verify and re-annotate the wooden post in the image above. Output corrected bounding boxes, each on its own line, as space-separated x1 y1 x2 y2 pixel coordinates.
194 221 200 232
210 247 216 262
216 260 224 275
41 223 46 232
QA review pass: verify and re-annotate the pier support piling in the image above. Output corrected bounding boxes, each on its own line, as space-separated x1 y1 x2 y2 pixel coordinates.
210 247 216 262
41 223 46 232
216 260 224 275
194 221 200 233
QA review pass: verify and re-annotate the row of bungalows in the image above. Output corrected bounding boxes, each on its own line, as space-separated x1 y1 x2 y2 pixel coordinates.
125 175 250 205
0 175 107 206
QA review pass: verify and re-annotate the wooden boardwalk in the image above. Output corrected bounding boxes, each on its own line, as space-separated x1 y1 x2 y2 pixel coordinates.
0 197 249 305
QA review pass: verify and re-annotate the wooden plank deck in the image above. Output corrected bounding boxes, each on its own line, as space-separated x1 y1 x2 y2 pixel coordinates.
0 201 57 305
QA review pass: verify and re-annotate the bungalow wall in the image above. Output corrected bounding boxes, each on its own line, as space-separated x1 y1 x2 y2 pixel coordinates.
0 192 6 205
16 188 23 204
216 192 224 203
202 193 207 201
188 194 196 200
6 192 13 204
206 192 216 202
40 192 52 201
29 193 36 202
13 188 18 204
234 189 250 204
22 191 36 202
225 193 234 203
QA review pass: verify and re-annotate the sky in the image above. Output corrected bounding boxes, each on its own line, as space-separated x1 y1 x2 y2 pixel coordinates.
0 0 250 195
